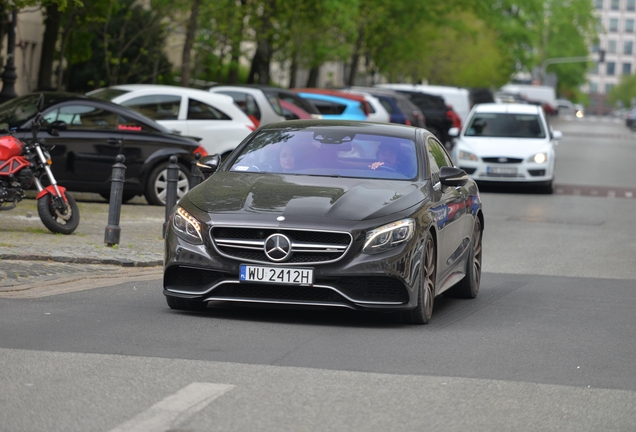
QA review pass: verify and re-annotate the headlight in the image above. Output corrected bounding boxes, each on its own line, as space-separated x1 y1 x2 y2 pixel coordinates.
528 152 547 164
363 218 414 254
459 150 478 161
173 206 203 243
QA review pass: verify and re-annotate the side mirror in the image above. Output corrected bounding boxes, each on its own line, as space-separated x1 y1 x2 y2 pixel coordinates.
448 127 460 137
439 166 468 187
48 120 66 136
551 130 562 140
197 154 221 176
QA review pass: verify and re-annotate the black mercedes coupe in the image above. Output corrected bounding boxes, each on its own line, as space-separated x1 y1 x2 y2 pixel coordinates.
163 120 484 324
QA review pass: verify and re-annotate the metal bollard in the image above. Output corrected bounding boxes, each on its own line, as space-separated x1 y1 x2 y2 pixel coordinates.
163 155 179 238
104 154 126 247
190 152 203 188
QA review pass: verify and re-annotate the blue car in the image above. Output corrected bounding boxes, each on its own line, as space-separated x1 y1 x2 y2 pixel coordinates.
296 93 367 121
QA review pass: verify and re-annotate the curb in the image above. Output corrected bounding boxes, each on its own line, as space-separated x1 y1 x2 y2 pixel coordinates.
0 254 162 267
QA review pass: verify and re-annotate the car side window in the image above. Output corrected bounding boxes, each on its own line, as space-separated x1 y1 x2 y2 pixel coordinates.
120 95 181 121
427 137 452 184
305 98 346 115
217 91 261 121
43 105 119 130
187 99 231 120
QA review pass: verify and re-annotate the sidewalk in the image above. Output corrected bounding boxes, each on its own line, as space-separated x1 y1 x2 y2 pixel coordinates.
0 193 166 290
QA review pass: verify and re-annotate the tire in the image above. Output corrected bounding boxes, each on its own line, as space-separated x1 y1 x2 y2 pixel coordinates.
446 218 482 298
144 161 190 206
37 192 80 235
397 232 436 324
166 296 208 311
99 191 138 203
540 181 554 195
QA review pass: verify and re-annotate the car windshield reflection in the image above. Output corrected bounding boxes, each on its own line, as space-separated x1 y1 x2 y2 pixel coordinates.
230 129 418 180
465 113 546 138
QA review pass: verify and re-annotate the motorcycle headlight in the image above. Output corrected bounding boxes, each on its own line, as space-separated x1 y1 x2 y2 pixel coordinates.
459 150 478 161
528 152 547 164
363 218 414 254
173 206 203 243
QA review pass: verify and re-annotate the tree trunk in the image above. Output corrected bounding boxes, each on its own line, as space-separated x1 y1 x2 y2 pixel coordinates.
181 0 202 87
37 5 62 90
306 66 319 87
347 28 364 86
288 54 297 88
227 0 246 84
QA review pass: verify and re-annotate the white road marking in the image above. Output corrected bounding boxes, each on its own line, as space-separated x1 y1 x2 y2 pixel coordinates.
108 382 234 432
626 191 633 198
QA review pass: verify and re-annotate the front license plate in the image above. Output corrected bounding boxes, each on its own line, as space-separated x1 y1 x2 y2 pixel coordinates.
240 264 314 286
487 166 517 175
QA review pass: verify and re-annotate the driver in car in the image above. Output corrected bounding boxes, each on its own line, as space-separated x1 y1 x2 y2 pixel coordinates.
370 142 400 171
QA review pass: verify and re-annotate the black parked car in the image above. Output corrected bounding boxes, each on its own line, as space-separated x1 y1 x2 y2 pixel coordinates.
163 120 484 324
390 89 454 145
0 93 205 205
348 86 425 127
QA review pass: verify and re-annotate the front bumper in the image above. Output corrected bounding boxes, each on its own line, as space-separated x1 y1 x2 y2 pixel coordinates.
163 224 422 312
458 159 554 184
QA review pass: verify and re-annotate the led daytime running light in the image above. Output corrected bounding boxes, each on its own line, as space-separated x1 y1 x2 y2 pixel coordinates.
173 206 202 242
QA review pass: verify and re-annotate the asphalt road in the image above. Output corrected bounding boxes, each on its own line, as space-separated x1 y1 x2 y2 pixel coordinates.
1 115 635 432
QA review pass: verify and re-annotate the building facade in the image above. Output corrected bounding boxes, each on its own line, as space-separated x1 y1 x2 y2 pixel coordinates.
585 0 636 114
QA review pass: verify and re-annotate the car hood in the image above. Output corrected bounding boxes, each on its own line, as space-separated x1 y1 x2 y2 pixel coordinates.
187 172 426 221
458 137 552 158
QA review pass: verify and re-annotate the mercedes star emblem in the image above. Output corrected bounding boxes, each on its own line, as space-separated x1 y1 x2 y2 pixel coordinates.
264 233 292 262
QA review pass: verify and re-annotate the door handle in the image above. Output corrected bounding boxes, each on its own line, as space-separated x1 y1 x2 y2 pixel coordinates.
107 138 122 145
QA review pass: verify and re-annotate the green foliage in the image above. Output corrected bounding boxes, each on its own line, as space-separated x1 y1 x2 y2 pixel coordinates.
607 74 636 108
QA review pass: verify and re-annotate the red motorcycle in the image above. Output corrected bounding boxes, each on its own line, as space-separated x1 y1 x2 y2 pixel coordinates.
0 94 80 234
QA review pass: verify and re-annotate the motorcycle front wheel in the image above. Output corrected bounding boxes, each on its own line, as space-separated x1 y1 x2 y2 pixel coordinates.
37 193 80 235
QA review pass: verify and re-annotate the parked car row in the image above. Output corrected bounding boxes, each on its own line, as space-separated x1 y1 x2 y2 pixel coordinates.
0 82 498 206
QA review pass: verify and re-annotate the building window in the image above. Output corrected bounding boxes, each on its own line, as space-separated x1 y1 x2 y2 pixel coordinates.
626 19 635 33
610 18 619 32
625 41 633 55
605 83 615 93
592 44 600 53
590 63 599 74
611 0 619 10
607 62 616 75
590 82 599 93
595 0 604 9
628 0 636 11
623 63 632 74
608 40 617 53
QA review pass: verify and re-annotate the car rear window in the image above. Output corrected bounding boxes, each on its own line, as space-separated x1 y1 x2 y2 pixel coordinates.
229 129 417 180
305 98 347 115
465 113 546 138
89 88 131 101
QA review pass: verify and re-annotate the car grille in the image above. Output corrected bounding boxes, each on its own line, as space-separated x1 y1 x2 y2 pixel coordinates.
211 284 344 303
481 157 523 164
210 226 352 265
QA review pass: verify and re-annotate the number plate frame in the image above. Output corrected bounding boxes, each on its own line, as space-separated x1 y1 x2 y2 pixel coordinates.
487 166 518 176
239 264 314 286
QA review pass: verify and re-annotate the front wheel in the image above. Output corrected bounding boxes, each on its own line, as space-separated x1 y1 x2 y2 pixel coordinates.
397 232 436 324
37 192 80 235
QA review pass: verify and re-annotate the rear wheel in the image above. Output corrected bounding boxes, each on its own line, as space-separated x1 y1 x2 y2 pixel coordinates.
144 161 190 206
446 218 482 298
37 192 80 235
166 296 208 311
397 233 436 324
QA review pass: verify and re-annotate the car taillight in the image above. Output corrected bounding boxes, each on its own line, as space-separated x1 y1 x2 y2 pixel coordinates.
446 107 462 129
405 118 411 126
246 124 256 131
193 146 208 157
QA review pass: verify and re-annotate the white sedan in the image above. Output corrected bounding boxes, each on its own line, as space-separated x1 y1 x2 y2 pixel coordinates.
88 84 255 158
449 103 561 193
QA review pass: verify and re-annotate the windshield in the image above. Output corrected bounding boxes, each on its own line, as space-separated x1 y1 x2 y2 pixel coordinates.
465 113 546 138
88 88 131 101
230 129 418 180
0 94 40 128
